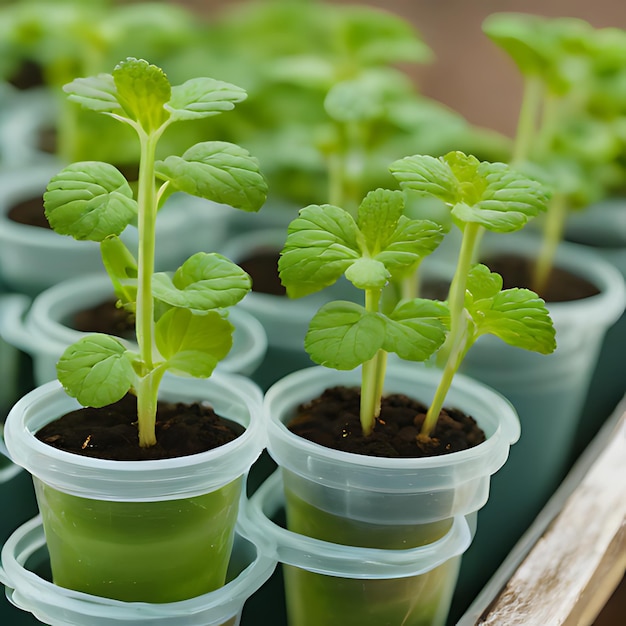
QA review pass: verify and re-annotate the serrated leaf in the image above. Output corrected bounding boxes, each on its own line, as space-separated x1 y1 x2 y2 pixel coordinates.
279 204 361 298
384 299 449 361
305 301 385 369
466 264 556 354
375 217 444 271
44 162 137 241
357 188 405 253
167 77 247 121
152 252 251 312
112 58 171 132
63 73 121 114
324 78 385 123
56 334 135 407
389 154 459 205
155 308 233 378
155 141 267 212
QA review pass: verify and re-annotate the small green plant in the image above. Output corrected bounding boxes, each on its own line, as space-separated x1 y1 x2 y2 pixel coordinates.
279 151 556 438
482 13 625 293
43 57 267 447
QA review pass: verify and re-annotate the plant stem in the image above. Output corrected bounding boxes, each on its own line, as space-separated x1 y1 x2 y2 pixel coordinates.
360 287 384 435
532 192 567 296
135 129 159 447
425 223 481 437
437 223 481 368
511 75 543 166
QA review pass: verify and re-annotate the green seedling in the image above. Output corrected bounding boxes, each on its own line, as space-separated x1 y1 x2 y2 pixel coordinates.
43 57 267 447
280 151 556 440
483 13 625 293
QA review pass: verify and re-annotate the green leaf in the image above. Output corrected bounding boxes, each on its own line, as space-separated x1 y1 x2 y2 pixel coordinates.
389 154 459 205
278 204 361 298
375 217 443 272
155 141 268 212
152 252 251 312
452 162 550 232
63 72 122 114
44 162 137 241
305 301 385 370
155 308 233 378
466 264 556 354
345 257 389 290
384 299 449 361
324 78 385 123
56 335 135 407
100 235 137 307
357 188 405 253
167 77 247 121
112 57 171 132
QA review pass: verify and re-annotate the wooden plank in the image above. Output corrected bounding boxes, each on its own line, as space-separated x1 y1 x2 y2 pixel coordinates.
461 403 625 626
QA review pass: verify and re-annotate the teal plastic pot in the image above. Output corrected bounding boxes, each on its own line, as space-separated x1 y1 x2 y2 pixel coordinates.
0 274 267 382
257 363 520 626
0 515 276 626
448 232 626 616
565 198 626 454
3 374 265 603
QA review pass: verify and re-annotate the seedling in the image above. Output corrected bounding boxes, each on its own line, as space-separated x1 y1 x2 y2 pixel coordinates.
43 58 267 447
483 13 624 293
279 151 556 439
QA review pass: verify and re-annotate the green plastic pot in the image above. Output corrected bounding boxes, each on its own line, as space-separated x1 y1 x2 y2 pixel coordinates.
3 374 265 603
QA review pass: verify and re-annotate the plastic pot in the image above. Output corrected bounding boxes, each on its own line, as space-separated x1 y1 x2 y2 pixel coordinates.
3 373 265 604
254 363 520 625
0 515 276 626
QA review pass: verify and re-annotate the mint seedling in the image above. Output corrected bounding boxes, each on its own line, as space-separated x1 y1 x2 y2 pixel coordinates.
279 188 447 435
390 151 556 434
43 58 267 447
279 151 556 441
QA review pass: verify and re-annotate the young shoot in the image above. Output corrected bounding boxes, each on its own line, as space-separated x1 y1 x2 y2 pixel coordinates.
390 151 556 436
279 188 447 436
483 13 614 294
43 58 268 447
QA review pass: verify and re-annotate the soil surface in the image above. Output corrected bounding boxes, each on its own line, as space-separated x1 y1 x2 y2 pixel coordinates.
238 249 285 295
287 385 486 458
482 253 600 302
72 298 135 338
7 196 50 228
36 393 244 461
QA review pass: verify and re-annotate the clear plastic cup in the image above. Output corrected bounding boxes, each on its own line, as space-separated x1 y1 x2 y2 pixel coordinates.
3 374 266 603
240 471 473 626
263 363 520 527
0 515 276 626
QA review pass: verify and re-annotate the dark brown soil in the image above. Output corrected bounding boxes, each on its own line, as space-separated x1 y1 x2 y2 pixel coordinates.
72 298 135 338
9 59 45 90
287 386 486 458
483 253 600 302
35 393 244 461
7 195 50 229
238 249 285 295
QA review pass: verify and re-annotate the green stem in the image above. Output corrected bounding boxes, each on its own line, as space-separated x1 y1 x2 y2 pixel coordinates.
511 75 543 166
360 288 384 436
135 129 160 447
437 223 481 368
421 314 469 437
532 192 567 296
